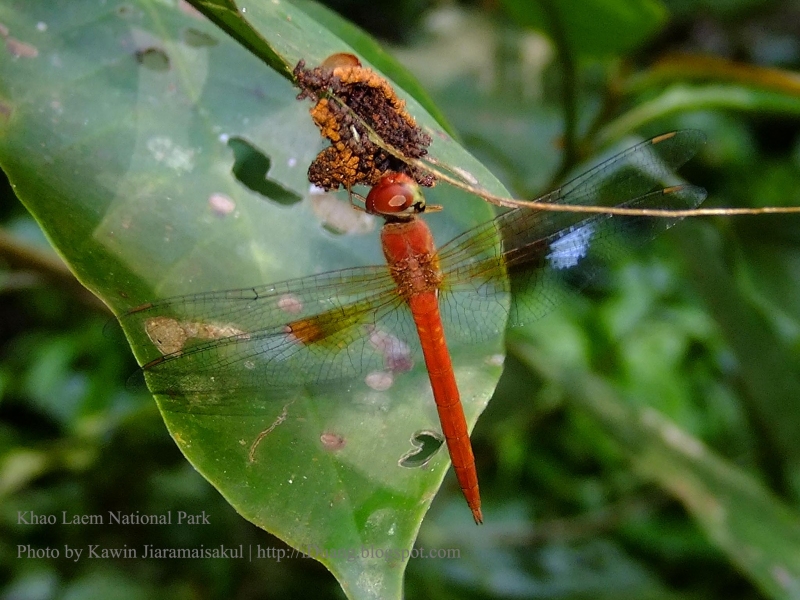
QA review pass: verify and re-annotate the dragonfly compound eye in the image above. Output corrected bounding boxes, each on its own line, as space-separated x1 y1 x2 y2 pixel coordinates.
365 172 426 216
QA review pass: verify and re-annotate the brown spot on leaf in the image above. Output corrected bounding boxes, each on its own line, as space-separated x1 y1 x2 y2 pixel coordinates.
144 317 188 355
320 432 346 451
144 316 247 355
6 37 38 58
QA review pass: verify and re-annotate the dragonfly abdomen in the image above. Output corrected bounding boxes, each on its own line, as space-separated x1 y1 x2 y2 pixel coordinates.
380 216 483 524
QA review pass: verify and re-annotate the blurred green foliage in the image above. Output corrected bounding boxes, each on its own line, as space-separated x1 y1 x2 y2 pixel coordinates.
2 0 800 598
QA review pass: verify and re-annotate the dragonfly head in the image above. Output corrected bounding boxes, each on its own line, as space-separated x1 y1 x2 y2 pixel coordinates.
365 172 441 219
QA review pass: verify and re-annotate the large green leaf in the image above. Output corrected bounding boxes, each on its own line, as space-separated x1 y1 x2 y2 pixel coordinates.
0 1 509 598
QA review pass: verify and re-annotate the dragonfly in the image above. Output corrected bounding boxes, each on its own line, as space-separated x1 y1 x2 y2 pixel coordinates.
120 129 706 524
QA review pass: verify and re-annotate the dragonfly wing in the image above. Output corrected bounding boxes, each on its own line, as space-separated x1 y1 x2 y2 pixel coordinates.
437 184 707 341
434 130 706 343
504 184 706 325
536 130 706 208
119 266 423 414
436 217 513 345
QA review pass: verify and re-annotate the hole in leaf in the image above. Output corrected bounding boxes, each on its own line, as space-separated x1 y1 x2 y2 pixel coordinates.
399 430 444 468
227 137 301 206
6 37 38 58
135 47 170 72
183 28 218 47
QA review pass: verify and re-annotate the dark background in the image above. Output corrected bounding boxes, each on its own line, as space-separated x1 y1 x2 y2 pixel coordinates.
2 0 800 598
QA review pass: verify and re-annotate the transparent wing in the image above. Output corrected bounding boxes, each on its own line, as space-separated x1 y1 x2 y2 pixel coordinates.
122 130 706 412
534 130 706 207
120 266 423 414
436 130 707 343
438 186 706 343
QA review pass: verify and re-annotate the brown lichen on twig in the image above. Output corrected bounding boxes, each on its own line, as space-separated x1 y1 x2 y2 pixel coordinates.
294 53 435 191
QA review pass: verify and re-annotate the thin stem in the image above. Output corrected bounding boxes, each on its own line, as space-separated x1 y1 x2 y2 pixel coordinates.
328 92 800 218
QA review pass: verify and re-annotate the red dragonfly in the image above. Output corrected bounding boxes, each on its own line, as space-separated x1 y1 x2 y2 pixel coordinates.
121 130 706 524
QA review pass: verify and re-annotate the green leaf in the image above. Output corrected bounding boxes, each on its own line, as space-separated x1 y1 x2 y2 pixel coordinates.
0 1 509 598
500 0 667 57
